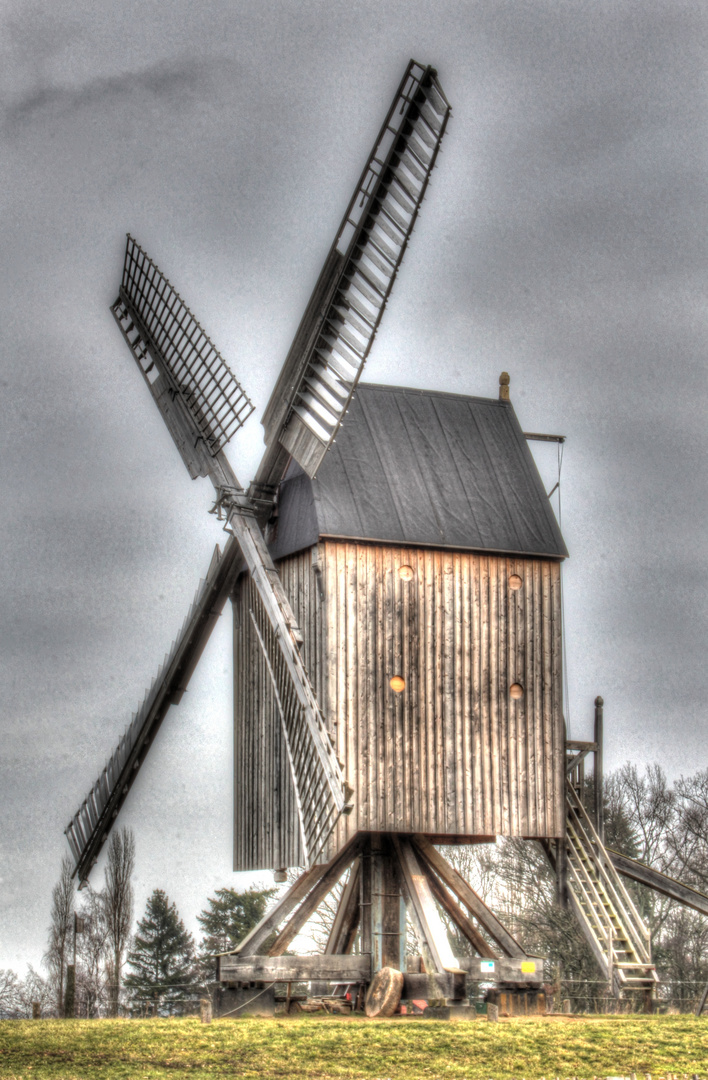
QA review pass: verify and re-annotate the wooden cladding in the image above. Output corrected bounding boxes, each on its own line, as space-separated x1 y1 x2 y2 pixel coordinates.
233 542 564 871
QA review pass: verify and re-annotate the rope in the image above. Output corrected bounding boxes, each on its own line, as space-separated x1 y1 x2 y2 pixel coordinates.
217 984 274 1017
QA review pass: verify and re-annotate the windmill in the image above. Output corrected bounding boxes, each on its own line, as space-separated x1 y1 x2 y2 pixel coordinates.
67 59 701 1017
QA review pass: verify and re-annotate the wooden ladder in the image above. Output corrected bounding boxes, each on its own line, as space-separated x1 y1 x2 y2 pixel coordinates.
565 780 658 996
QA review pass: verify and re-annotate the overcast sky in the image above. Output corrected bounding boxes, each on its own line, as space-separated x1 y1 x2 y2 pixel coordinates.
1 0 706 975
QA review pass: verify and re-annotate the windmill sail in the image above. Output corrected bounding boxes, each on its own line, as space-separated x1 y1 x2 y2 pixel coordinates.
112 236 254 478
65 540 242 884
258 60 451 483
85 237 352 876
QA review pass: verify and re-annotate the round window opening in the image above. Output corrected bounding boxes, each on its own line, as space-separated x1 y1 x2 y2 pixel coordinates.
398 565 414 581
390 676 405 693
510 683 524 700
509 574 523 591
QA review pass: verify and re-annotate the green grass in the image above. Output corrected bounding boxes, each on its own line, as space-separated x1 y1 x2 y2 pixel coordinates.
0 1014 706 1080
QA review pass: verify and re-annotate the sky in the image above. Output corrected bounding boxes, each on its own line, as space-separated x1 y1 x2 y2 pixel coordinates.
1 0 706 975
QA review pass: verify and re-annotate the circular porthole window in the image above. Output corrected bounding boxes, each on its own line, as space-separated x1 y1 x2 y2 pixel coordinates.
390 676 405 693
398 565 414 581
510 683 524 700
509 574 523 591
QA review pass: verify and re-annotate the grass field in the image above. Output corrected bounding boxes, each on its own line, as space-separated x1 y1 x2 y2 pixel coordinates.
0 1014 706 1080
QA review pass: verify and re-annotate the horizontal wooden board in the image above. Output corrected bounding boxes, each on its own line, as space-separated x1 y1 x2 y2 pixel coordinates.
219 953 371 983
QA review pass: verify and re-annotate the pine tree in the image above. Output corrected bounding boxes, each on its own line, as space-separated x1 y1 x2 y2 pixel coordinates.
124 890 199 1015
196 886 275 978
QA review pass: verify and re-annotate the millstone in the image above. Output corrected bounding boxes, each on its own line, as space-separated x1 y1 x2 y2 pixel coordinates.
364 967 404 1018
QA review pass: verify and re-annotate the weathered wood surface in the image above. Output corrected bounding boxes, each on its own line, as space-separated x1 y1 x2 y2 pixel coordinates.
268 839 361 956
393 836 458 973
234 547 326 870
234 541 564 871
413 835 526 958
421 861 498 959
219 954 371 984
609 849 708 918
324 858 361 956
226 863 323 957
325 543 564 847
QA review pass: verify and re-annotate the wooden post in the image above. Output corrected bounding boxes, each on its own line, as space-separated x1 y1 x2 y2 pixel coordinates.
594 696 604 842
360 836 372 960
393 836 457 972
64 965 75 1020
32 1002 40 1019
200 997 212 1024
555 837 569 910
370 836 405 972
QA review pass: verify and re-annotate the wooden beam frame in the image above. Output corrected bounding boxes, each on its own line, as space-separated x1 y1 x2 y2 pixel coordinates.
324 858 361 955
219 954 371 983
422 863 498 959
227 835 360 957
393 836 457 972
268 838 362 956
608 849 708 918
412 835 526 958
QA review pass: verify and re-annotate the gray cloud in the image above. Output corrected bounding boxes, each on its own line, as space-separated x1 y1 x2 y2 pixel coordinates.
3 57 207 131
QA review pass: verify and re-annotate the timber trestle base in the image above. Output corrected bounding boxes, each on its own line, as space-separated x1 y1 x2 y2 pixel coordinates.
217 833 546 1016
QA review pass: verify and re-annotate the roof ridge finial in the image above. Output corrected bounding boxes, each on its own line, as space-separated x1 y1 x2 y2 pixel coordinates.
499 371 510 401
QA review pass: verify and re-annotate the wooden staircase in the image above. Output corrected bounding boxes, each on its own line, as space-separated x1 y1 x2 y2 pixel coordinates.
564 780 658 996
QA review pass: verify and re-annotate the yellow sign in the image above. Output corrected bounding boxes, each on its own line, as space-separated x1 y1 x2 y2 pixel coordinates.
520 961 536 974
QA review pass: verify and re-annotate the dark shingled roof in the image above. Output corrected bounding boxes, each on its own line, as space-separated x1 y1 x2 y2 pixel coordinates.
269 383 567 560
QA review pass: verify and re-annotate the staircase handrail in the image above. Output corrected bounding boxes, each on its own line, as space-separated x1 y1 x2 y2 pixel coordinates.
566 780 651 957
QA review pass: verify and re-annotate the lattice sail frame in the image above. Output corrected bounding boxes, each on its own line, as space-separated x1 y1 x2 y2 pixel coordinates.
275 60 451 477
65 543 236 883
247 595 346 868
116 236 254 457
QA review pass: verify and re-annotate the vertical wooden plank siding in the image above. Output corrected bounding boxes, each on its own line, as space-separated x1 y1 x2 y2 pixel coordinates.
325 541 564 849
233 547 326 872
233 542 565 872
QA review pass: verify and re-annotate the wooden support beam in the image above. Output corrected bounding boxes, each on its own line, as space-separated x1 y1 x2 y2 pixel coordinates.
268 839 362 956
325 859 361 955
393 836 458 973
402 972 463 1000
608 849 708 918
227 862 324 957
219 954 371 984
541 837 569 910
411 835 526 958
359 836 372 958
372 836 405 971
594 696 604 842
423 864 498 959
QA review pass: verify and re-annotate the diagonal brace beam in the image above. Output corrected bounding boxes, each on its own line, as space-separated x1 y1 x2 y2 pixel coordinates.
411 835 526 958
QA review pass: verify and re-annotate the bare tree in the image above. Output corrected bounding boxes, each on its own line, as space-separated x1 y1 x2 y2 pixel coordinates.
16 966 54 1018
43 856 74 1016
76 886 110 1017
103 827 135 1015
0 969 22 1019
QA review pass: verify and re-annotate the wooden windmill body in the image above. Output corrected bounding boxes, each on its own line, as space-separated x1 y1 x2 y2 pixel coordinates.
235 381 567 871
66 61 665 1015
